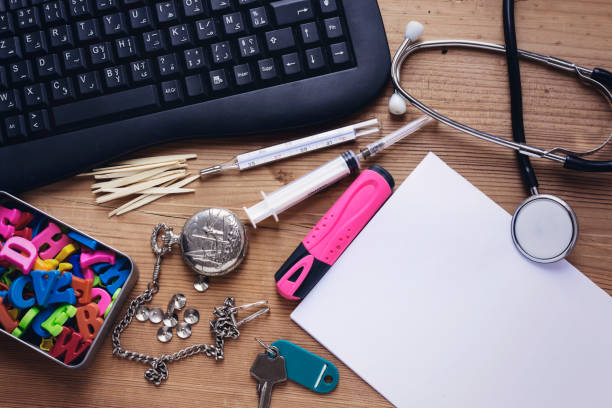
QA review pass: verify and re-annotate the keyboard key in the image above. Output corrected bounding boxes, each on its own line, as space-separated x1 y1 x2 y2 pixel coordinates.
0 66 7 88
16 7 41 30
89 42 113 65
36 54 61 77
0 13 14 35
129 7 153 30
196 18 218 41
43 1 66 24
238 0 257 4
0 36 21 59
209 68 227 91
238 35 259 58
28 109 51 134
155 1 177 23
116 36 138 59
23 31 47 54
53 85 159 127
130 59 153 82
169 24 192 47
209 0 230 12
281 52 301 75
4 114 26 140
157 53 179 76
50 77 75 101
102 12 128 36
330 41 349 65
319 0 336 13
7 0 26 11
182 0 203 17
63 48 86 71
300 21 318 44
0 89 20 113
257 58 277 80
161 79 182 103
211 41 231 64
184 74 204 97
143 29 165 52
233 63 252 86
23 83 47 106
184 46 206 70
69 0 94 18
9 60 33 83
77 71 102 95
103 65 128 88
76 19 101 42
96 0 119 11
324 16 342 39
249 7 268 29
265 27 294 52
49 25 74 48
270 0 313 26
305 46 324 70
223 12 244 35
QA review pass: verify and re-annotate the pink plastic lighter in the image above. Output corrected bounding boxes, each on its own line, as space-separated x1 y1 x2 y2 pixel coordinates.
274 166 394 300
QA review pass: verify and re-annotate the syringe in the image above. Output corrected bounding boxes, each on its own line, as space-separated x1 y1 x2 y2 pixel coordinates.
243 116 434 227
200 119 380 178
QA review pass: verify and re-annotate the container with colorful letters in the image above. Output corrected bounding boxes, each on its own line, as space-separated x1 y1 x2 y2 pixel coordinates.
0 191 137 368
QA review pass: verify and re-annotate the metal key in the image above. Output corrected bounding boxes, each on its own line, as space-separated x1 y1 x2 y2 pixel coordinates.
250 343 287 408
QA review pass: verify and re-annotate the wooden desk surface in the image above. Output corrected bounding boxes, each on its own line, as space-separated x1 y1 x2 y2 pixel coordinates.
2 1 612 406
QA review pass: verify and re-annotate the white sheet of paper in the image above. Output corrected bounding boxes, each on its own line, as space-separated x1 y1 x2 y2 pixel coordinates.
291 152 612 408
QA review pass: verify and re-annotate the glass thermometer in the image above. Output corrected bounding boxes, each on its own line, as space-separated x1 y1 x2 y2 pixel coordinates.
199 119 380 178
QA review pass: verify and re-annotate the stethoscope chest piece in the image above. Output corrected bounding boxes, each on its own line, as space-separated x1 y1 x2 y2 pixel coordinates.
511 194 578 263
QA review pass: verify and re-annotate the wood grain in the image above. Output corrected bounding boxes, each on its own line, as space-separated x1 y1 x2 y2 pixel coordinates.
2 1 612 406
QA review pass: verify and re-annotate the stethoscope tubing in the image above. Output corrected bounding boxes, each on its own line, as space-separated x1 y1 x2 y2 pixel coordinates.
391 39 612 168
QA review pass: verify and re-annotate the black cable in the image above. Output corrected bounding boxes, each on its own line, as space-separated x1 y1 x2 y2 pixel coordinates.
503 0 539 192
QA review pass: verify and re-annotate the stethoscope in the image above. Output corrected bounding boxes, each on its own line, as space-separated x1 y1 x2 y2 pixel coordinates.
389 21 612 263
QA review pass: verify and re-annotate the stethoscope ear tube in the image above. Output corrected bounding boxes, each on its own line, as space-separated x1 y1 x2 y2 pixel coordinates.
390 36 612 172
564 155 612 172
591 68 612 89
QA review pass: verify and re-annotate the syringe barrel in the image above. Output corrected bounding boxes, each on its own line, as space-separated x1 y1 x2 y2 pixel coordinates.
244 151 360 227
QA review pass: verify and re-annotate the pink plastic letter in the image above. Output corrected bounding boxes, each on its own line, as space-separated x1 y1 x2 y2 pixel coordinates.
31 222 72 260
90 288 111 317
0 207 21 239
80 250 115 280
0 236 37 274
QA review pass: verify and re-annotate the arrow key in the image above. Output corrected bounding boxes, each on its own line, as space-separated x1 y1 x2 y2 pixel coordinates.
300 22 319 44
281 52 301 75
330 42 349 65
265 27 294 52
305 47 325 71
28 109 51 135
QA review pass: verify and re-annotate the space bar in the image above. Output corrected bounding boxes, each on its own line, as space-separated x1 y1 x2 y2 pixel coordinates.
53 85 159 127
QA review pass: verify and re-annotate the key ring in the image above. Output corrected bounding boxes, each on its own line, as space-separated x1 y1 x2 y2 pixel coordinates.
256 338 280 358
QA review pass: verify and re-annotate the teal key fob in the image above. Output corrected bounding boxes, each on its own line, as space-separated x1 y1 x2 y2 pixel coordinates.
271 340 339 393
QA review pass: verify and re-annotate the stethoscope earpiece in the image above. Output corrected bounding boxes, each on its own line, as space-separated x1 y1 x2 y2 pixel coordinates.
389 93 407 115
405 21 425 42
511 194 578 263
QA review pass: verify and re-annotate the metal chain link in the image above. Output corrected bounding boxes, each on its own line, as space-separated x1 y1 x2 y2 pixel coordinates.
110 224 245 386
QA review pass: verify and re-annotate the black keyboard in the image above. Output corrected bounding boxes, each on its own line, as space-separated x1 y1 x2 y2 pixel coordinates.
0 0 390 192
